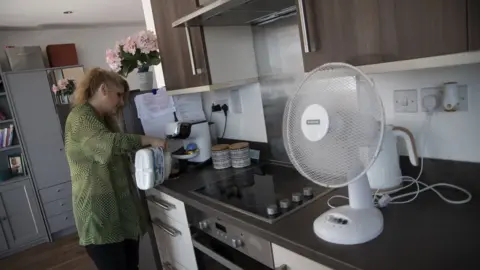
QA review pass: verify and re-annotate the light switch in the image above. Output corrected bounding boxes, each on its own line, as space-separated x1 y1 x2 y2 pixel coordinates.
394 89 418 113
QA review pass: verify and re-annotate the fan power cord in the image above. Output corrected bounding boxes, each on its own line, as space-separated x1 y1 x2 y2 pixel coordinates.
327 113 472 208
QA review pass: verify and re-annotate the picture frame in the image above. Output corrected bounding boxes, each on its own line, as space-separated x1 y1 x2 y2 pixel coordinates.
8 154 23 176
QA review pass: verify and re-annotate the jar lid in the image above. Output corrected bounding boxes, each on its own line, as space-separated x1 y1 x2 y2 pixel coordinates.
229 142 249 150
212 144 230 151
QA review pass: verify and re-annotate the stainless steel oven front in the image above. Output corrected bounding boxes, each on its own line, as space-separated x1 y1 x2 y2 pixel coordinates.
191 216 275 270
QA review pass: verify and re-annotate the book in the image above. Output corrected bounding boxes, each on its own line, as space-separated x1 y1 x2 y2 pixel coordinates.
8 124 14 147
2 128 7 147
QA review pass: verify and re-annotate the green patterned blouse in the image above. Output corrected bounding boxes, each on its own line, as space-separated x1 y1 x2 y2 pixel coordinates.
65 103 146 246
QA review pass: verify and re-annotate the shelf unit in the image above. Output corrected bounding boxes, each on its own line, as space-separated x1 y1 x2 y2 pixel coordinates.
0 69 23 184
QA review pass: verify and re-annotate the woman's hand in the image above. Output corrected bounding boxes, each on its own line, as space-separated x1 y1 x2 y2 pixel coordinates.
141 136 167 148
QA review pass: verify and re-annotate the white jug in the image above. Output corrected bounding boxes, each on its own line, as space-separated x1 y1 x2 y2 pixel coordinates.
367 125 419 192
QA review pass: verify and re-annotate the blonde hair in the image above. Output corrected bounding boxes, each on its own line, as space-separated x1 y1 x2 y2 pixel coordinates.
73 67 130 132
72 67 126 106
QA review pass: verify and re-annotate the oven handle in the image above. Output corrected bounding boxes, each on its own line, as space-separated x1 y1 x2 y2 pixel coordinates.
192 238 244 270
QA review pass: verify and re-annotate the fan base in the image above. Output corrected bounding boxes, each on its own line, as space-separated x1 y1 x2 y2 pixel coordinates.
313 205 383 245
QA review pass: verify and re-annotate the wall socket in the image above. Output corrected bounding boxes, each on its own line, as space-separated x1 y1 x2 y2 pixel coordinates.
420 85 468 112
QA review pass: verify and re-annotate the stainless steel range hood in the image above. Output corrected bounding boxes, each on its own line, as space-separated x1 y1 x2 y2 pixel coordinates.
172 0 297 28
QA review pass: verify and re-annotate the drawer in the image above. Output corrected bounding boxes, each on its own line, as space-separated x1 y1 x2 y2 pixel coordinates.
146 189 188 225
40 182 72 203
148 201 197 270
44 198 73 217
48 211 75 233
272 243 331 270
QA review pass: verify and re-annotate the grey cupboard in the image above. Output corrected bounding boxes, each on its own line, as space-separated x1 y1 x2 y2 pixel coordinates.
5 70 71 190
2 67 79 242
0 179 46 249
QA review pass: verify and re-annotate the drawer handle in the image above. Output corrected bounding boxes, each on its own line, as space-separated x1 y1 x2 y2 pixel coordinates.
152 218 181 237
60 203 65 206
147 196 175 211
56 189 62 192
276 265 288 270
64 217 68 221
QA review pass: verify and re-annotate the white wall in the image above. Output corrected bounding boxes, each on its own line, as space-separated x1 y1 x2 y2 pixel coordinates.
202 83 268 143
252 18 480 163
0 24 157 89
372 64 480 163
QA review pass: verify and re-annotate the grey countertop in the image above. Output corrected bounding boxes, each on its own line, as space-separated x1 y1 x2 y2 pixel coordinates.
154 163 479 270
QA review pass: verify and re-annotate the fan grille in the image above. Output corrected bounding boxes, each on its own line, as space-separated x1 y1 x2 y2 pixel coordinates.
284 63 384 188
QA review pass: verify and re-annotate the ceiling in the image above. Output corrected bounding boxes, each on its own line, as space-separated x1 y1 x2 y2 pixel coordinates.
0 0 145 28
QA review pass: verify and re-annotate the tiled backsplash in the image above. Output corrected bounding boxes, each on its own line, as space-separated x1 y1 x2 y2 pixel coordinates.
252 17 480 164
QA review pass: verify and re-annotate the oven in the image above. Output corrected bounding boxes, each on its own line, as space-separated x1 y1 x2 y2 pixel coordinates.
190 216 275 270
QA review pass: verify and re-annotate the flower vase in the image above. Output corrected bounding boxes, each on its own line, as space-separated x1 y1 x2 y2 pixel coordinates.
138 71 153 91
60 94 70 104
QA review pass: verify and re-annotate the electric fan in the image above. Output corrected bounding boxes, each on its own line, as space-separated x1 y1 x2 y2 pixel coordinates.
284 62 385 245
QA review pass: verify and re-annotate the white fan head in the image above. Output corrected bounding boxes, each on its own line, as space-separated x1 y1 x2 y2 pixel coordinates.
284 63 385 188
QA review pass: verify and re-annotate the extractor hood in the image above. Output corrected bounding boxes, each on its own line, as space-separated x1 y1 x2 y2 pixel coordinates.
172 0 297 28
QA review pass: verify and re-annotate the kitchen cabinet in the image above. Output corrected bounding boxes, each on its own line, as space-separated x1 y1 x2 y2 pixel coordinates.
272 243 331 270
0 220 8 253
298 0 385 71
150 0 211 90
147 189 198 270
5 70 71 190
468 0 480 50
298 0 471 72
0 179 46 249
379 0 468 62
147 0 258 94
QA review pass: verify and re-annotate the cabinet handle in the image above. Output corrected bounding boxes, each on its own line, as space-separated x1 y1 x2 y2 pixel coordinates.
152 218 181 237
298 0 311 53
147 196 175 211
184 25 200 75
276 265 288 270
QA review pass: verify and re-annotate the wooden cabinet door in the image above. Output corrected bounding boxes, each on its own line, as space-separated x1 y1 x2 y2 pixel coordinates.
468 0 480 50
379 0 468 62
0 180 46 248
151 0 211 90
6 71 71 189
298 0 384 72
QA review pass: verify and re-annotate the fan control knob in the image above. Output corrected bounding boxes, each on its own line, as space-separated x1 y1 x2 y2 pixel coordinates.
279 199 291 210
266 204 278 216
303 187 313 199
198 221 209 230
231 238 243 248
292 192 303 203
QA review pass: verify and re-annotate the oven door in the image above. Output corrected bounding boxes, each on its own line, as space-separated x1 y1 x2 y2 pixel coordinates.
192 229 273 270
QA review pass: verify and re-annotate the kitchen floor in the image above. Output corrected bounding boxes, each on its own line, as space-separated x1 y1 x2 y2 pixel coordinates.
0 235 95 270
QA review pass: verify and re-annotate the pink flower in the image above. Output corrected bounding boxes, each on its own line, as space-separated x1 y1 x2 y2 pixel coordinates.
123 36 137 55
52 85 59 93
57 79 68 90
106 49 122 72
136 30 158 54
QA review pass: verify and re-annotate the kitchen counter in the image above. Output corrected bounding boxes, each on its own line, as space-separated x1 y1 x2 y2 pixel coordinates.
154 163 479 270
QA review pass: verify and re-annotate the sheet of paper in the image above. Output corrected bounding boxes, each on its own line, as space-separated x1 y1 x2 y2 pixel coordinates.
173 93 206 122
134 87 175 120
140 113 175 139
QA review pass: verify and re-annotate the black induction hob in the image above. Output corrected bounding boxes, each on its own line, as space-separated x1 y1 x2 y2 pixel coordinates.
192 163 332 223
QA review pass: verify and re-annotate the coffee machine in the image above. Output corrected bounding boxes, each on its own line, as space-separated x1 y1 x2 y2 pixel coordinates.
165 121 212 163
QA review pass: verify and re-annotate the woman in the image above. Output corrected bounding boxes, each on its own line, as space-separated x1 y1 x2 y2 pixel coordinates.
65 68 165 270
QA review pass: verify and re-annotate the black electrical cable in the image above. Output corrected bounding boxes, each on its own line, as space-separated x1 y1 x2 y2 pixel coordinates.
221 104 229 138
221 113 228 138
